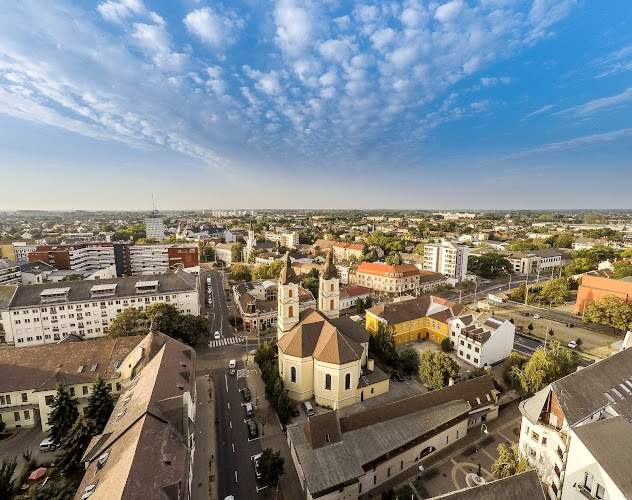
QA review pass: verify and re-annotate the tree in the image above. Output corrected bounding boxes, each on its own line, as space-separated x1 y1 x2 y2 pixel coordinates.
370 324 398 365
258 448 285 488
386 253 402 265
413 244 425 256
398 348 420 375
26 479 76 500
145 303 181 337
540 277 570 305
582 295 632 333
231 242 243 262
254 341 276 368
394 484 418 500
511 341 580 394
612 260 632 279
364 296 372 310
492 443 531 478
440 338 453 352
48 384 79 447
301 276 319 300
106 307 148 338
178 314 210 345
57 415 98 475
135 237 157 244
277 389 292 425
85 376 114 433
355 297 365 314
527 323 534 332
418 351 459 390
0 456 17 499
554 232 574 249
230 263 251 282
468 253 513 278
510 282 526 301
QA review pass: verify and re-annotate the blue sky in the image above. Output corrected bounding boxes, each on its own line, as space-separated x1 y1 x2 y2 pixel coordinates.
0 0 631 210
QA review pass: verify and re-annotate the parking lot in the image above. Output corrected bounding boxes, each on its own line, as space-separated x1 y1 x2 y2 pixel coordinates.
0 425 57 476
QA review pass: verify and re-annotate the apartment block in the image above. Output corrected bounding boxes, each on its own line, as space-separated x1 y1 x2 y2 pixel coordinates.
0 259 21 285
423 240 469 283
0 272 199 347
353 262 447 297
145 213 167 241
263 231 299 249
332 242 363 261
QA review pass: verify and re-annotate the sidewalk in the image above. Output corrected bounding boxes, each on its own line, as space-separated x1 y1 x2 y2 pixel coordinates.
192 375 218 500
244 354 304 499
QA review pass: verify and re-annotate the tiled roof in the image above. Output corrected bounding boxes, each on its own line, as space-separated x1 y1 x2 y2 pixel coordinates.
357 262 421 277
428 470 545 500
366 296 466 325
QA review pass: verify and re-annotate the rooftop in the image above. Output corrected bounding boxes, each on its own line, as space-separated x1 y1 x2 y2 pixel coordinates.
428 470 545 500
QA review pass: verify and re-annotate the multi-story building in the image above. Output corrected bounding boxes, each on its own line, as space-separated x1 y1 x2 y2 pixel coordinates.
129 243 199 274
214 243 236 265
263 230 299 249
12 242 38 261
449 311 515 368
0 334 145 431
0 259 21 285
17 260 54 284
366 296 467 346
575 275 632 315
145 212 167 241
74 330 196 500
353 262 447 297
332 242 363 261
423 240 469 283
518 345 632 499
0 272 199 346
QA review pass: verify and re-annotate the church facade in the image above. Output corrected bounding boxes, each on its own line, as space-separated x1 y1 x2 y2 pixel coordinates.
276 252 389 409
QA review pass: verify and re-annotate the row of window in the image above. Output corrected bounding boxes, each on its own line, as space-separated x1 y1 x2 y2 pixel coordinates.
0 393 29 406
458 350 479 364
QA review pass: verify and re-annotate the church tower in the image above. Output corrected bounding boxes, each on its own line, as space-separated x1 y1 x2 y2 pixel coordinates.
319 251 340 320
277 252 299 341
246 221 256 260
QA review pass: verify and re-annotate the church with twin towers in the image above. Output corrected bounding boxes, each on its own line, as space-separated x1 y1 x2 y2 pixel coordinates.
276 251 389 409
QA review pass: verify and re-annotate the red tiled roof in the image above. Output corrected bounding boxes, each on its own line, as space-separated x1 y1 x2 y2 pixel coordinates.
344 286 371 297
333 242 363 251
357 262 421 277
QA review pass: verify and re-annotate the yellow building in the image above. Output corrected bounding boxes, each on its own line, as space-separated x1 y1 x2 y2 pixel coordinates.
366 296 467 346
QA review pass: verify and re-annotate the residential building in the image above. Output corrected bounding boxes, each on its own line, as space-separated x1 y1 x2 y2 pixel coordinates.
423 240 469 283
27 243 116 272
0 259 21 285
0 334 144 431
145 212 167 241
75 330 196 500
572 238 599 250
339 286 371 310
17 260 54 284
263 230 299 249
312 239 336 256
276 253 389 409
575 274 632 315
332 242 363 261
366 296 467 346
13 242 38 261
353 262 447 297
428 470 546 500
287 378 495 500
233 279 315 332
518 345 632 499
0 272 199 346
128 243 199 274
450 312 515 368
214 243 236 265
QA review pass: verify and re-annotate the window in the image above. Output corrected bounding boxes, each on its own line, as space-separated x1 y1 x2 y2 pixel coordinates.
288 289 293 297
373 476 377 485
542 437 547 445
69 387 75 397
345 373 351 390
330 299 334 309
21 393 28 403
460 340 464 346
24 411 30 419
5 395 10 405
387 467 391 477
325 374 332 390
531 431 539 441
14 412 20 421
45 395 54 405
288 306 294 317
290 367 297 383
584 473 594 492
595 483 605 499
400 460 404 470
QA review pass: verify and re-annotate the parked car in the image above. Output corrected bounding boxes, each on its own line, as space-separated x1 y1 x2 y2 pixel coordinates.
515 325 524 331
302 401 315 416
291 405 300 417
253 452 263 479
390 371 405 382
242 387 252 401
418 445 436 459
521 312 530 316
566 323 574 328
214 331 221 340
229 359 236 375
39 437 57 452
533 314 541 319
567 340 578 349
245 402 253 417
246 419 258 438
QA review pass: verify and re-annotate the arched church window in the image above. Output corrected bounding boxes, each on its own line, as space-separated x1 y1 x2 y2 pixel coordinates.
289 289 293 297
325 373 332 390
330 300 334 309
289 306 294 317
330 284 334 291
345 373 351 390
290 366 296 383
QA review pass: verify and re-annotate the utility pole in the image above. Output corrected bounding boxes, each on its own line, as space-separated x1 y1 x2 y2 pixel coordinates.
508 273 512 292
256 309 261 349
459 290 462 304
473 277 477 306
524 267 530 307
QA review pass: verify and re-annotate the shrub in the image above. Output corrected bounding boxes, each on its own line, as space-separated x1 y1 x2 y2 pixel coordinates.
440 338 453 352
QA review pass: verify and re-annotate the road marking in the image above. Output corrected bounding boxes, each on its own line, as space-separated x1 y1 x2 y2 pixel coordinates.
256 485 268 493
235 471 238 483
227 402 230 410
225 374 228 393
248 436 261 442
229 420 232 429
232 443 235 453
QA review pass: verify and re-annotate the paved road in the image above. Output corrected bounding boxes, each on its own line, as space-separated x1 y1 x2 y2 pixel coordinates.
513 335 541 357
443 273 555 304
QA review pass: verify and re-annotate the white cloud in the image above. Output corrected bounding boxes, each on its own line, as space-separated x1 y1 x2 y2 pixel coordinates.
558 88 632 117
371 28 395 52
333 15 350 30
434 0 464 23
184 6 242 47
524 104 555 118
274 0 311 58
400 8 421 27
319 39 355 62
97 0 144 23
354 5 379 23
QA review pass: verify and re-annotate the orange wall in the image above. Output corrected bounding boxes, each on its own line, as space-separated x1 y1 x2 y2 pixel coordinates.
575 275 632 314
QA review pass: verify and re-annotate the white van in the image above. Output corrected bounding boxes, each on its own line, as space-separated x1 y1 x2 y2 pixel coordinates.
302 401 315 416
245 402 253 416
39 437 57 452
229 359 236 375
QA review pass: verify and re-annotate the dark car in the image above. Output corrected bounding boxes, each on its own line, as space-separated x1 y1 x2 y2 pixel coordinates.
291 405 300 417
515 325 524 331
418 446 436 459
566 323 574 328
242 388 251 401
521 312 530 316
247 419 258 438
391 371 405 382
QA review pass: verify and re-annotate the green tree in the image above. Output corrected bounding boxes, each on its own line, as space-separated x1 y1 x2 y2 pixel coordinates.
135 237 157 244
582 295 632 333
231 242 243 262
418 351 459 390
85 376 114 433
106 307 148 338
258 448 285 488
230 263 252 282
394 484 418 500
554 232 574 248
254 342 276 368
355 297 365 314
612 261 632 279
369 324 398 365
386 253 402 265
277 389 292 426
26 479 76 500
413 244 425 255
468 253 513 278
440 338 453 352
540 277 570 305
398 348 420 375
511 341 580 394
145 303 181 337
492 443 532 478
57 415 98 475
178 314 210 345
301 276 319 300
268 259 284 279
364 296 372 310
510 282 526 301
48 384 79 447
0 456 17 499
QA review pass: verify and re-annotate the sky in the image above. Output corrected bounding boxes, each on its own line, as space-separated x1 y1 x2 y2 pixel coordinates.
0 0 631 211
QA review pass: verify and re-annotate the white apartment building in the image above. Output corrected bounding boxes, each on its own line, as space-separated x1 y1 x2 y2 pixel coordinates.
145 214 167 241
68 244 116 272
129 244 170 274
449 312 515 368
13 242 38 261
214 243 235 265
518 346 632 500
0 259 21 285
263 231 299 249
0 272 199 347
423 240 469 283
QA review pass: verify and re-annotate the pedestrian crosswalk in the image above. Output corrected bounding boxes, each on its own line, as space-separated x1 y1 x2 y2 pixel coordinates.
208 336 245 348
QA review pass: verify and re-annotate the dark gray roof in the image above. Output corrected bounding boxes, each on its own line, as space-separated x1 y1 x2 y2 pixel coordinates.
572 417 632 497
8 272 197 308
16 260 55 273
429 470 545 500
